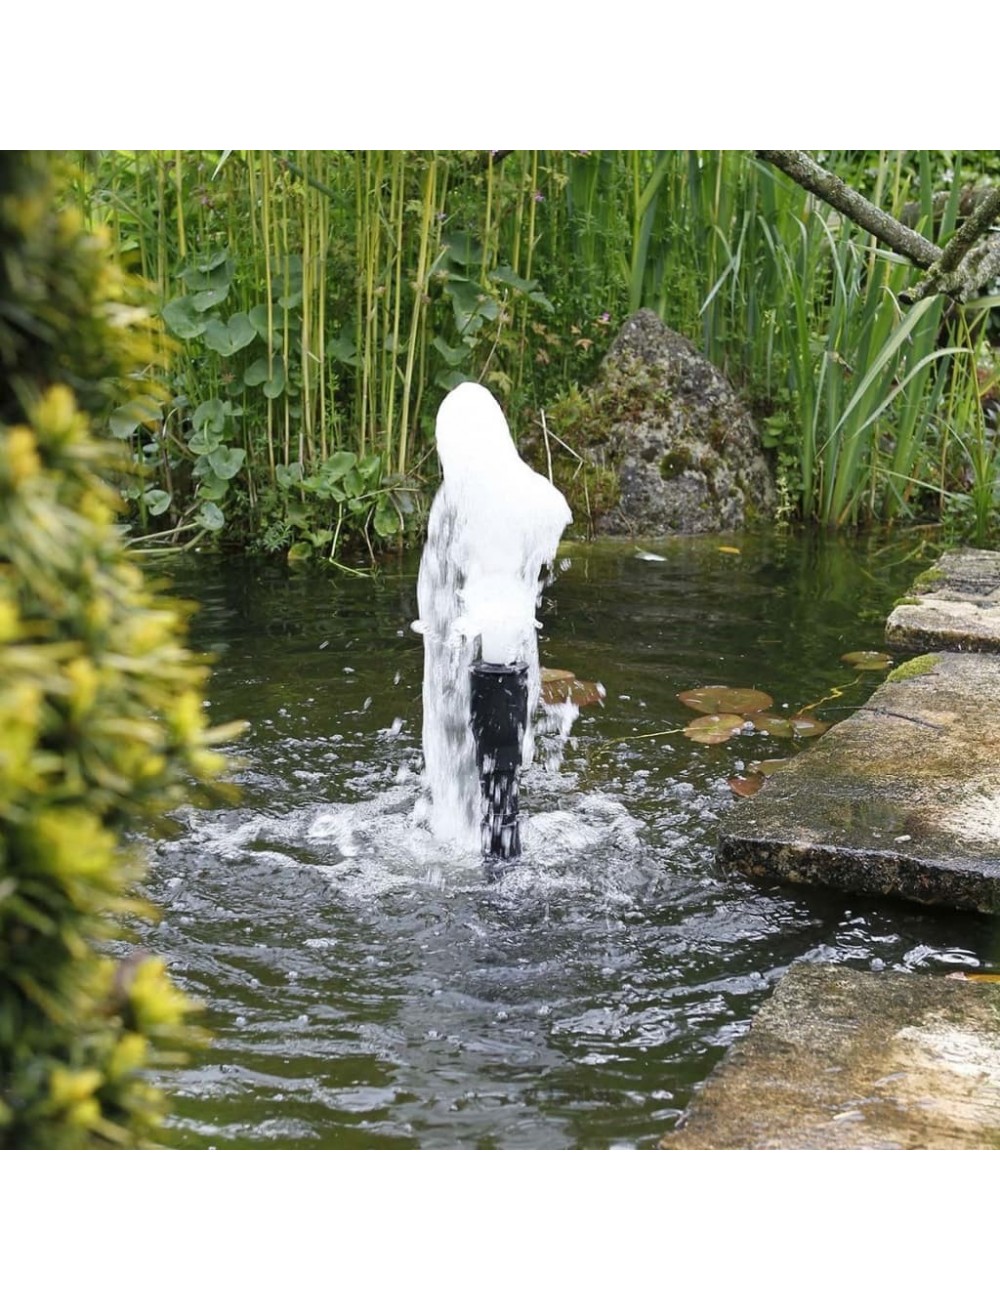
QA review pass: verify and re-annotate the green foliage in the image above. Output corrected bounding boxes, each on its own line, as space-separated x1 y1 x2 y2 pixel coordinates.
1 153 237 1148
75 150 999 547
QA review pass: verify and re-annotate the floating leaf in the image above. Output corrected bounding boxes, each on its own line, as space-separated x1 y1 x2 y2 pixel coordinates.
728 774 763 798
540 668 605 709
718 545 741 555
841 650 893 670
635 549 666 562
745 710 829 739
748 758 793 776
679 686 774 716
787 714 830 738
683 713 745 745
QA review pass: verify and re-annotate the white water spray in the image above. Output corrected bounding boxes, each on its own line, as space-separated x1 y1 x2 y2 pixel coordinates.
414 382 572 848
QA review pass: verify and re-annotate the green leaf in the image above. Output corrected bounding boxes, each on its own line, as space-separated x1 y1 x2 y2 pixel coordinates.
489 265 536 293
192 285 230 312
192 399 228 435
244 357 272 386
193 248 230 273
142 488 172 517
358 452 382 483
321 451 356 481
109 396 161 440
275 462 303 490
263 357 286 399
188 429 222 455
162 295 209 340
678 686 774 716
195 501 225 531
443 234 483 266
373 496 401 538
432 337 471 367
195 470 230 502
207 446 246 480
248 304 282 348
180 253 233 292
683 713 746 745
202 313 256 357
227 313 255 350
327 329 357 365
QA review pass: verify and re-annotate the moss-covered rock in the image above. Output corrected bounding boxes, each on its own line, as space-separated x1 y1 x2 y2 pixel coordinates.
547 310 776 535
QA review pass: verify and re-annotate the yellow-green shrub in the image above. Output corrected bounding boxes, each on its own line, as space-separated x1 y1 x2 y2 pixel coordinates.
0 152 238 1148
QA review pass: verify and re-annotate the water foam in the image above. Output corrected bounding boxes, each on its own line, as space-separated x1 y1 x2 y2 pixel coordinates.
414 383 571 848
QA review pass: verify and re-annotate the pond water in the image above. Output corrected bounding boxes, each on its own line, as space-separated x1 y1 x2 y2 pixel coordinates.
144 532 1000 1149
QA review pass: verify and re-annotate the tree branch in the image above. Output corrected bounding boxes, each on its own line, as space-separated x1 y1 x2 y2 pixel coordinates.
757 150 1000 306
756 150 942 268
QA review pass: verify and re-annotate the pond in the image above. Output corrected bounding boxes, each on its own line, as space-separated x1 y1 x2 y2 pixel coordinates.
143 532 1000 1149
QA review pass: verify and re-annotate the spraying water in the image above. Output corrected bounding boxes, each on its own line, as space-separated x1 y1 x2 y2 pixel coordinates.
414 383 572 849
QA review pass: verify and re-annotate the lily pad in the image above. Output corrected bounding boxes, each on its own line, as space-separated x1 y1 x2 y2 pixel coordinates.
841 650 893 670
728 773 764 798
679 685 774 716
745 710 829 739
747 758 793 776
683 713 746 745
540 667 605 709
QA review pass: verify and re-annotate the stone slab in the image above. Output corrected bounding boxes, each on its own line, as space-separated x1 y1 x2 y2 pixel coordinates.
717 651 1000 913
886 547 1000 654
661 964 1000 1149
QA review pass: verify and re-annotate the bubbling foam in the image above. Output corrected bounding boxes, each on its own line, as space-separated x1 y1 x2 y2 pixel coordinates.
415 383 572 847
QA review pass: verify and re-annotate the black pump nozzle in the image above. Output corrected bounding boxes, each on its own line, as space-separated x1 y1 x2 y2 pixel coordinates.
469 661 528 863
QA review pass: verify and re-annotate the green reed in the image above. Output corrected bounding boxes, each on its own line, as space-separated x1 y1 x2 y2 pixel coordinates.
76 150 993 551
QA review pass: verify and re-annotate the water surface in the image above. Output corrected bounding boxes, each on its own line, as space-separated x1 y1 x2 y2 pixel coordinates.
144 532 1000 1148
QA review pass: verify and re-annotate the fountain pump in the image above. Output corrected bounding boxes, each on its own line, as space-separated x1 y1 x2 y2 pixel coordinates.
469 660 529 861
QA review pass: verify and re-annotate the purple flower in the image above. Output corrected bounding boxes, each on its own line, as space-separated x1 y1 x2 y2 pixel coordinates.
533 191 544 203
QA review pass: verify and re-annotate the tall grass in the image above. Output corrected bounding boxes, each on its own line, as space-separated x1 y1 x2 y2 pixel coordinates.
76 150 995 551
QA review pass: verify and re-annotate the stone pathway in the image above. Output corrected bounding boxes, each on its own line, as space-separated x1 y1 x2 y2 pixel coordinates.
661 548 1000 1149
661 965 1000 1149
717 651 1000 913
887 547 1000 655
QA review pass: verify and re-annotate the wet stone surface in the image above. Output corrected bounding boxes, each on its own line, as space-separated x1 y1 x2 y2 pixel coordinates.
717 652 1000 913
661 963 1000 1149
886 547 1000 654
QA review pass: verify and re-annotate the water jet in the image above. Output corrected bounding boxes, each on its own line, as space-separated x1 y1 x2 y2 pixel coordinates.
414 382 571 860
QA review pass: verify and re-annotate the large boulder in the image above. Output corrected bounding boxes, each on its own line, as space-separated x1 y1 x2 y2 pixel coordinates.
588 310 776 535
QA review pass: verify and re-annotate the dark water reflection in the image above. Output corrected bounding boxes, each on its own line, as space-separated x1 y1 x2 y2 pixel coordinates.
142 532 1000 1148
